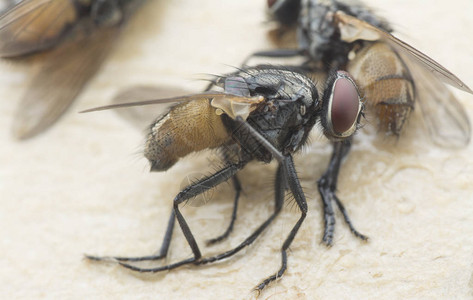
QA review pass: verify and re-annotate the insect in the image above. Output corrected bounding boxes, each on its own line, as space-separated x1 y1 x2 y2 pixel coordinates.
0 0 144 139
261 0 472 245
84 66 363 291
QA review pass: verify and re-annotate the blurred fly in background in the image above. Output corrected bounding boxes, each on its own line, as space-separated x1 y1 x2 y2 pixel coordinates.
259 0 472 245
0 0 145 139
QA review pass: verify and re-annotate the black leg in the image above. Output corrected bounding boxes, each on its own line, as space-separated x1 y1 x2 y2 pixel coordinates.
89 117 309 292
243 48 305 66
115 161 247 273
231 118 308 291
85 209 176 263
198 164 285 264
206 175 242 246
317 140 368 246
255 155 307 291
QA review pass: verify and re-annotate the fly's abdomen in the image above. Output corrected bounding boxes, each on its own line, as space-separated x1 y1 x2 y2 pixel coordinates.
145 99 229 171
348 42 415 135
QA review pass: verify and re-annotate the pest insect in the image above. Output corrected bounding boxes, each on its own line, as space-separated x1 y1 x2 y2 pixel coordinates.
0 0 144 139
260 0 472 245
84 66 363 291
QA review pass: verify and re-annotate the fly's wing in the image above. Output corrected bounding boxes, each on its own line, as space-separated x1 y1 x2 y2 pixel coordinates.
112 85 192 130
408 62 471 147
82 92 264 113
334 11 473 94
0 0 21 14
83 90 264 124
334 11 471 146
12 26 120 139
0 0 77 57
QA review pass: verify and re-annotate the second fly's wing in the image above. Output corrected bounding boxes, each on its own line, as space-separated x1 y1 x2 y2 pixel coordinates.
408 60 471 147
0 0 77 57
333 11 473 94
333 11 471 146
12 26 120 139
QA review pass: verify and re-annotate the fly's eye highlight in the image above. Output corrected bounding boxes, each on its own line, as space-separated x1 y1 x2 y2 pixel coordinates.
300 104 306 116
325 71 361 138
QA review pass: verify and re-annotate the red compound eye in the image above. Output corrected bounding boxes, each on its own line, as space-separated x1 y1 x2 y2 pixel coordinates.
330 72 360 136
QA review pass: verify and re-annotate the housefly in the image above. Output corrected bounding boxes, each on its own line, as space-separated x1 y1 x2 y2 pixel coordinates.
83 65 364 291
0 0 145 139
262 0 472 245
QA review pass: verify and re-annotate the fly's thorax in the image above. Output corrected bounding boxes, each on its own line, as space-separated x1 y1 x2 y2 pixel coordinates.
235 67 319 109
221 67 320 159
144 99 230 172
298 0 391 67
347 42 415 135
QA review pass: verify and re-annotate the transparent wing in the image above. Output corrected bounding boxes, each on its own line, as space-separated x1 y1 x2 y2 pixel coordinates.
82 92 263 112
0 0 77 57
334 11 473 94
111 85 192 129
0 0 22 14
407 59 471 147
12 26 120 139
81 92 232 113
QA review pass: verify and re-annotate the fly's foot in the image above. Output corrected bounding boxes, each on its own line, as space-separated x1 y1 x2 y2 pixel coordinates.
317 175 368 246
85 253 167 263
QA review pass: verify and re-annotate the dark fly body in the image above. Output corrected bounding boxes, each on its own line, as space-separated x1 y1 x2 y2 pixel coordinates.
83 66 363 291
263 0 472 245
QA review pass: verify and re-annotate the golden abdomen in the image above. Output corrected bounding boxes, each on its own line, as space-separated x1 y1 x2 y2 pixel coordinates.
144 98 229 171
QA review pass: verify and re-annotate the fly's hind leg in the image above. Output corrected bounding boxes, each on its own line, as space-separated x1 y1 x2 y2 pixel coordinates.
242 48 306 66
317 140 368 246
105 161 247 273
198 164 285 265
206 175 242 246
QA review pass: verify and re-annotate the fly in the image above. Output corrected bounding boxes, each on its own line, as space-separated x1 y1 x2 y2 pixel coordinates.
260 0 473 245
83 65 364 291
0 0 145 139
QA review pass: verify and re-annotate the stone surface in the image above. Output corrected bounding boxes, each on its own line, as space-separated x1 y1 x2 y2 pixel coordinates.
1 0 473 299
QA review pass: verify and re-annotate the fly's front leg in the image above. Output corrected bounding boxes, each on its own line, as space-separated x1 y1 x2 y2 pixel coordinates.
255 155 307 291
317 140 368 245
198 164 285 265
233 118 308 291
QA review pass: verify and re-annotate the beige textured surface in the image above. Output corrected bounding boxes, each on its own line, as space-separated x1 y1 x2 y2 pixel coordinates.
2 0 473 299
